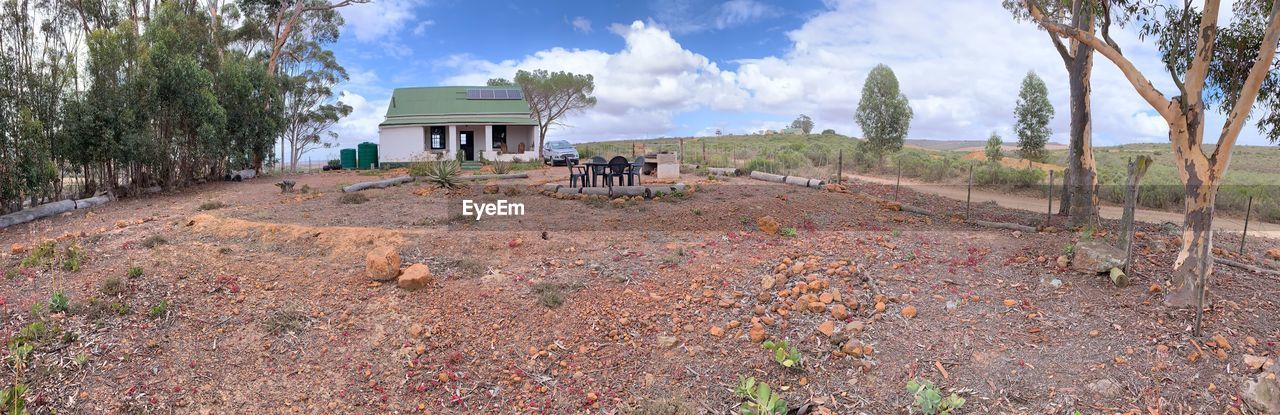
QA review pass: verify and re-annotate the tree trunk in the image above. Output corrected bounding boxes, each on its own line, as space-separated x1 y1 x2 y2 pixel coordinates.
1059 145 1072 216
1166 124 1218 307
1064 46 1099 229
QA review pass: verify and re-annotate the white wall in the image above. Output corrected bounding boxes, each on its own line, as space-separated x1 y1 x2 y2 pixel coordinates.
379 126 426 163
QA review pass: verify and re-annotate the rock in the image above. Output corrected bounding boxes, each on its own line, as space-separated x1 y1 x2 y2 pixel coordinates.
409 324 424 337
1072 240 1125 274
1213 334 1232 351
365 246 402 281
757 216 780 235
396 264 433 290
1055 255 1069 269
1244 355 1270 372
1243 373 1280 414
817 320 835 337
808 301 826 313
656 336 678 349
841 340 864 358
831 304 849 320
749 323 766 343
819 292 834 304
1086 378 1122 398
508 238 523 248
9 243 24 254
483 184 499 194
846 321 864 333
761 275 775 290
708 326 725 337
901 305 917 319
1267 248 1280 261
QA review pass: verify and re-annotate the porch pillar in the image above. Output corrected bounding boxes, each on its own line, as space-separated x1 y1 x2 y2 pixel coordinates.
483 125 493 156
447 125 458 158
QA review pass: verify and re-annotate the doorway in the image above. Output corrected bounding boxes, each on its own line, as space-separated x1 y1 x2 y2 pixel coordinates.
459 130 475 161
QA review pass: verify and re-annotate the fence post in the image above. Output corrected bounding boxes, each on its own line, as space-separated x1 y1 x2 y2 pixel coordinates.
837 149 843 184
965 164 973 220
702 141 706 165
1047 170 1054 227
895 163 902 201
1240 195 1253 255
679 139 684 164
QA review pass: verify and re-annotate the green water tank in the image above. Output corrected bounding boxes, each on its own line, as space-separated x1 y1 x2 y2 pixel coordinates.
340 148 357 170
357 142 379 170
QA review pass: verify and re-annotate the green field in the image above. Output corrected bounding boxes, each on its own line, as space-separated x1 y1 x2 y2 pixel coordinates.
577 134 1280 222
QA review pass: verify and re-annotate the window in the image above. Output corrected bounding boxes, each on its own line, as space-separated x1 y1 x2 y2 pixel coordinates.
428 126 445 149
492 126 506 149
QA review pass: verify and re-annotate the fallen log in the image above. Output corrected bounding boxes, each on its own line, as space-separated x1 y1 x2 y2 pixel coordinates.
749 171 787 183
1218 258 1280 276
646 184 688 196
540 183 563 193
967 219 1036 233
227 169 256 182
555 187 582 195
784 175 824 188
580 187 612 196
342 176 414 193
456 173 530 181
708 167 742 177
900 205 933 216
0 194 113 229
609 186 649 197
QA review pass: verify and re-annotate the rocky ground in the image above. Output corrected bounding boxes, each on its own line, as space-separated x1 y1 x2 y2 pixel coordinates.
1 167 1279 415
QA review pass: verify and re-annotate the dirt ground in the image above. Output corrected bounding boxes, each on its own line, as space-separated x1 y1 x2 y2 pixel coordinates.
2 165 1279 414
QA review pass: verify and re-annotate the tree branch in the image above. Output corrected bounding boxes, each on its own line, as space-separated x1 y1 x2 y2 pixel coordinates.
1099 0 1122 54
1023 0 1174 119
1211 0 1280 174
1047 30 1073 64
1183 0 1222 109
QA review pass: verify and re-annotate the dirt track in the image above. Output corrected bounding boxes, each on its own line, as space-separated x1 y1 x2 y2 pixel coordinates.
845 172 1280 239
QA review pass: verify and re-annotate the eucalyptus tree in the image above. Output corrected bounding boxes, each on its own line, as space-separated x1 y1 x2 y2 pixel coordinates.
1014 71 1054 163
1023 0 1280 306
854 64 912 165
276 7 349 171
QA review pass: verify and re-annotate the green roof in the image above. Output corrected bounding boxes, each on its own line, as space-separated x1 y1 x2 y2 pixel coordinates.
381 86 536 127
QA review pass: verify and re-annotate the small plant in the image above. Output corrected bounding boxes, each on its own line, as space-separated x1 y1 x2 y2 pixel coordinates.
733 375 787 415
692 208 703 216
531 282 570 308
217 247 233 254
19 241 56 269
48 291 69 313
490 160 513 175
101 277 126 296
905 378 965 415
1062 243 1075 255
141 235 167 249
299 184 313 194
262 309 310 335
110 301 130 316
198 201 226 211
2 342 33 415
779 228 798 237
338 192 369 204
415 160 464 189
148 300 169 319
761 339 802 368
62 243 85 271
127 266 143 279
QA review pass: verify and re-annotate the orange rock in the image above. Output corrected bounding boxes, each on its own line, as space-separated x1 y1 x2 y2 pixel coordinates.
808 302 826 313
901 305 918 319
819 292 834 304
397 264 433 290
831 304 849 320
841 340 863 358
709 326 725 337
874 302 886 313
1267 248 1280 261
757 216 780 235
749 323 766 342
9 243 24 254
365 246 402 281
817 320 835 337
1148 283 1162 293
1002 299 1017 307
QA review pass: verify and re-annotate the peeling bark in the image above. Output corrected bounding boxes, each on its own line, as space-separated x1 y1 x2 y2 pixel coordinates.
1064 49 1099 228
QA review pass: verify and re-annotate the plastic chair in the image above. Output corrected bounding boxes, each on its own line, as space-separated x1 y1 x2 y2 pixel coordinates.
626 156 645 186
568 160 588 188
605 156 629 187
587 156 608 187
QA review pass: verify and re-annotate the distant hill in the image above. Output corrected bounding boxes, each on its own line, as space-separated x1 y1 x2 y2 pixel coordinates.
905 139 1068 152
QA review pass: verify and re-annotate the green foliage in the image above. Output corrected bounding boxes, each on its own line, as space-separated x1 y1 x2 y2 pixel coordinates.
744 158 781 174
856 64 913 164
486 78 514 87
893 151 965 182
820 128 837 135
532 282 579 308
1014 71 1053 163
906 378 965 415
779 228 798 237
62 243 85 271
985 132 1004 162
127 266 144 279
761 340 803 368
975 165 1045 188
1 381 28 415
734 376 787 415
790 114 814 134
490 160 513 175
413 160 464 189
48 291 69 312
101 277 126 296
149 299 170 319
19 241 56 269
514 69 597 150
110 302 130 316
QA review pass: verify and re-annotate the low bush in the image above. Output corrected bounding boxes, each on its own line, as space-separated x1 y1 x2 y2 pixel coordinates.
198 201 226 211
744 158 781 174
338 193 368 205
974 164 1045 189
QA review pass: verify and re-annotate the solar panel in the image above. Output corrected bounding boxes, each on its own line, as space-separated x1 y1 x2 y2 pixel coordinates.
464 88 523 100
495 89 509 99
465 89 481 99
481 90 495 99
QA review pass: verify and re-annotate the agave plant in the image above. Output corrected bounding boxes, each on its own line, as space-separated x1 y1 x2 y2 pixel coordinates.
490 160 513 175
419 160 463 189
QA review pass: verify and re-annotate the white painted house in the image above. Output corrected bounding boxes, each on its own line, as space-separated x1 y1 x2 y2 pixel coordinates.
378 86 540 164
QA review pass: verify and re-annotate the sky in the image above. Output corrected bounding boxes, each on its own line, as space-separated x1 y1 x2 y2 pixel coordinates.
321 0 1276 159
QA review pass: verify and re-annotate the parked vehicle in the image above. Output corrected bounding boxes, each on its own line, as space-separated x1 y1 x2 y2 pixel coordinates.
541 140 580 165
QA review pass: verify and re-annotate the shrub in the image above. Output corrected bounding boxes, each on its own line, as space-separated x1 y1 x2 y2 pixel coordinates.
779 228 797 237
19 241 56 269
62 244 85 271
744 158 780 174
198 201 226 211
127 266 143 279
141 235 167 249
734 376 787 415
100 277 126 296
531 282 580 308
338 193 368 205
413 160 463 189
48 291 69 313
490 160 512 175
761 339 802 368
262 309 310 335
148 300 169 319
774 150 811 170
975 165 1045 189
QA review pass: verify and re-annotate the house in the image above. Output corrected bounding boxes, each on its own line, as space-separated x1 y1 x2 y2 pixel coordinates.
378 86 540 164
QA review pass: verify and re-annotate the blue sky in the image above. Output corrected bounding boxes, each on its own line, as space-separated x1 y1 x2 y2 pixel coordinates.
322 0 1275 159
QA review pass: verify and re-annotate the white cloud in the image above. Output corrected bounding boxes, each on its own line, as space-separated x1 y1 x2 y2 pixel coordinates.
339 0 421 43
714 0 772 30
569 16 592 33
330 90 389 153
412 19 435 36
651 0 774 34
